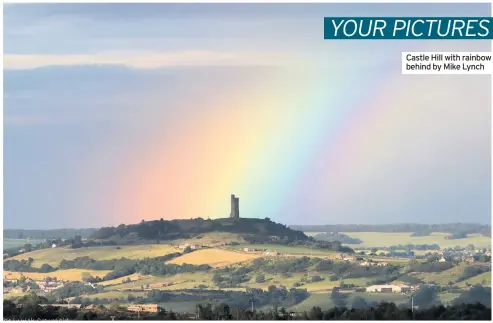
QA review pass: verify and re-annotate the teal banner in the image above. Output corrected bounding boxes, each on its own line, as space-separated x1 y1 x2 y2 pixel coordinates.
324 17 493 39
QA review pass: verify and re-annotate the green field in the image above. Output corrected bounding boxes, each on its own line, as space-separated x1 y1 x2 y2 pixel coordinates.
10 244 177 267
288 292 410 311
159 301 206 313
4 238 44 250
411 263 469 285
287 290 462 312
105 272 216 291
455 272 491 288
336 232 491 249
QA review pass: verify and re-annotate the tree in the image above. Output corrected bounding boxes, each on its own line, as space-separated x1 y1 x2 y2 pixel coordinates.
212 273 222 285
331 241 342 251
213 303 231 320
309 306 323 320
74 235 82 245
427 254 440 263
330 289 348 308
351 296 369 309
256 274 266 283
453 286 491 306
37 263 54 273
412 285 439 309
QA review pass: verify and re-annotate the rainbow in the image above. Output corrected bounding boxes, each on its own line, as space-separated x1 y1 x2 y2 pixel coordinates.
107 42 432 225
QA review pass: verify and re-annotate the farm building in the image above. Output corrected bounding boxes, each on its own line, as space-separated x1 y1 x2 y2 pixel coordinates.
127 304 159 313
366 284 411 293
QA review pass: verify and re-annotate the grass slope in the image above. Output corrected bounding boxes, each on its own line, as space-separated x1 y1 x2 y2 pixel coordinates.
4 238 44 250
288 292 410 311
168 249 260 267
455 272 491 288
105 272 216 291
9 244 176 267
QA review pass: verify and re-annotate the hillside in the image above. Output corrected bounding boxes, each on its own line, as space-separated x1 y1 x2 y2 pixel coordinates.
91 218 309 243
8 244 177 268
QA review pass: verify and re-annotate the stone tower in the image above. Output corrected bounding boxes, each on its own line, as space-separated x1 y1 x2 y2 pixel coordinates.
230 194 239 219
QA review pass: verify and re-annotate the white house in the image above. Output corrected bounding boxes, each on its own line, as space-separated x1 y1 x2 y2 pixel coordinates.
366 284 411 293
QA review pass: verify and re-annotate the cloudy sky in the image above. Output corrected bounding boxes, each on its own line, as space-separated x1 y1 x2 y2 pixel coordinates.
4 3 491 229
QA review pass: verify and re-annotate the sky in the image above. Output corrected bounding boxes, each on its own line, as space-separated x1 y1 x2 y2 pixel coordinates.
4 3 491 229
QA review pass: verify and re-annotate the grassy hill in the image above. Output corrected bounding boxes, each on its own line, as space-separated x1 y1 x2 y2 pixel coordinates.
92 218 308 243
9 244 177 268
4 220 491 314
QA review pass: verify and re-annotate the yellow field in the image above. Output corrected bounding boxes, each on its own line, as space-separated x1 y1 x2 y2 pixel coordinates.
10 244 177 267
4 269 111 281
99 273 149 286
168 248 259 267
340 232 491 249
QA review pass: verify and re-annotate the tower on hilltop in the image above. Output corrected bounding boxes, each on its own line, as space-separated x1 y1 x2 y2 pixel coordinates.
230 194 239 219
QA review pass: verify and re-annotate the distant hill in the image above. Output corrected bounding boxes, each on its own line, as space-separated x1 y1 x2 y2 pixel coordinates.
291 223 491 237
4 228 98 240
312 232 362 244
91 217 309 243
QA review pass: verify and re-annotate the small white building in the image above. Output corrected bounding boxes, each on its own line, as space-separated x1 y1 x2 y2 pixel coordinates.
366 284 411 293
52 244 57 248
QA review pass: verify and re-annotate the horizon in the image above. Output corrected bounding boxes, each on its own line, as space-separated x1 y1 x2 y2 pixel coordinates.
3 219 491 231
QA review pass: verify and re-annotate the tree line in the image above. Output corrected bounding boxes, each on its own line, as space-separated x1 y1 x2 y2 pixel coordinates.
4 299 490 320
291 223 491 237
4 254 210 283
